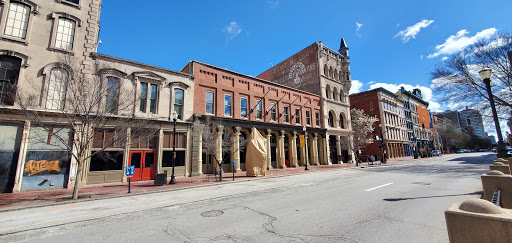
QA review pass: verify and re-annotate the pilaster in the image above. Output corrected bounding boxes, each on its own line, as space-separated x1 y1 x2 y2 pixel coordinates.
267 129 272 169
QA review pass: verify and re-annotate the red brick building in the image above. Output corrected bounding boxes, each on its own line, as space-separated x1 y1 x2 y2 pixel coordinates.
181 61 326 175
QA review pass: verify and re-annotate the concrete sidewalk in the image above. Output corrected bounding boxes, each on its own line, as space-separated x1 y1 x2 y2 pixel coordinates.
0 158 415 211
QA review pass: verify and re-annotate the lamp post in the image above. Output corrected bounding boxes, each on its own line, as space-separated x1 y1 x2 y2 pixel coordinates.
303 126 309 170
169 111 178 184
378 124 386 163
479 68 508 158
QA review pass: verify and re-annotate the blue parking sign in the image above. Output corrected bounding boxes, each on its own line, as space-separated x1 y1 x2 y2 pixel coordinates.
232 160 236 167
125 165 135 176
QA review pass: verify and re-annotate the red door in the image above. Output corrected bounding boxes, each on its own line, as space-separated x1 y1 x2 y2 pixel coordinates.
285 149 290 167
129 151 156 181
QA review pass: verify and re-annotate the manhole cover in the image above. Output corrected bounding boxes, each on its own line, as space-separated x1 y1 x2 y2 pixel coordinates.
201 210 224 217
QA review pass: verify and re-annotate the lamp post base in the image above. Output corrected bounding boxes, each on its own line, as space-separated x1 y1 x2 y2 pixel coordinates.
169 175 176 185
497 141 510 158
305 164 309 170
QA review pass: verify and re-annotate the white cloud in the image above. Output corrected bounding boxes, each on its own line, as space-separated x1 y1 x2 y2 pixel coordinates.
441 56 448 61
368 82 442 112
395 19 434 43
268 0 279 8
420 55 423 60
349 80 363 94
427 28 497 59
356 21 363 31
223 22 242 40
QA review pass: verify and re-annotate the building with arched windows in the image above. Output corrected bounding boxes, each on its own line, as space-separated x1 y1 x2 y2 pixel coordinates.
257 39 354 164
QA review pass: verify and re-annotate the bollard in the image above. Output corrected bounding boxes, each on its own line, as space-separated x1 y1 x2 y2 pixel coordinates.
490 162 511 174
481 171 512 208
445 199 512 243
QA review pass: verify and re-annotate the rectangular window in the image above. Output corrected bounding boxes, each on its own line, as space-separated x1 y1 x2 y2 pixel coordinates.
306 110 311 125
270 103 276 121
64 0 80 4
174 89 183 119
54 18 76 51
105 77 119 114
283 106 289 123
139 83 147 112
295 108 300 124
4 2 30 39
205 91 214 114
90 151 123 171
240 97 247 118
149 84 158 113
224 94 231 116
315 111 320 126
256 100 262 119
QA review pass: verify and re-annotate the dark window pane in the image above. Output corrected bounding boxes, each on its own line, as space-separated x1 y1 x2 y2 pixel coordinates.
145 152 154 168
131 153 141 168
90 151 123 171
162 151 185 167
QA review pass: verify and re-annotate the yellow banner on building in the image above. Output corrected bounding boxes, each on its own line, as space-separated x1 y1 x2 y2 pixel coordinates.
299 135 305 147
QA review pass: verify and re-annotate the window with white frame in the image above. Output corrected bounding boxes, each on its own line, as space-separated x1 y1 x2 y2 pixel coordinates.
295 108 300 124
306 110 311 125
4 2 30 39
54 18 76 51
205 91 214 114
0 55 21 106
139 83 147 112
149 84 157 113
46 67 68 110
224 94 231 116
315 111 320 126
174 89 183 119
240 97 247 118
270 103 276 121
105 77 119 114
283 105 289 123
139 82 158 113
256 100 262 119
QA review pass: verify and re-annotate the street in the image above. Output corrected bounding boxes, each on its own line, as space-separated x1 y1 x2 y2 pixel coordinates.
0 153 493 242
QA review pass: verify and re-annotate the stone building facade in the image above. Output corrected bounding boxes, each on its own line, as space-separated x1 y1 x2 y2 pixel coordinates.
257 39 353 164
0 0 195 192
182 61 325 175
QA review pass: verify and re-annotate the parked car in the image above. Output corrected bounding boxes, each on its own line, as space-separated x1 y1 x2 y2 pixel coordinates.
432 150 442 156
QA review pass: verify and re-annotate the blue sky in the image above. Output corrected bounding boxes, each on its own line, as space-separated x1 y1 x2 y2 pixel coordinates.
98 0 512 136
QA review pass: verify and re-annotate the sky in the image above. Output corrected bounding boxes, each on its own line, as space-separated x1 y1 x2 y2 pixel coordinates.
97 0 512 138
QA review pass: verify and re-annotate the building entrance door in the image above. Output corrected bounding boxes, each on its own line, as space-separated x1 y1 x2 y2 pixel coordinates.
129 151 156 181
285 149 290 167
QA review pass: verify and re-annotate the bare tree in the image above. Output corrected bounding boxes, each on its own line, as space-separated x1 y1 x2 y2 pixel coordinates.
431 33 512 120
195 116 247 181
341 108 378 164
15 55 154 199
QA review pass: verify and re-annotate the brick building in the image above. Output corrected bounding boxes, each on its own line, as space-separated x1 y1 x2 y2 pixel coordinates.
350 88 407 160
258 39 354 164
181 61 325 175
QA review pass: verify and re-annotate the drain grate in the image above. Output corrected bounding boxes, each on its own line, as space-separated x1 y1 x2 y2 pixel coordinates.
201 210 224 217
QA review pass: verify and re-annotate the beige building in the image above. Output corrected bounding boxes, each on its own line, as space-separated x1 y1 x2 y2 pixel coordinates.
0 0 195 192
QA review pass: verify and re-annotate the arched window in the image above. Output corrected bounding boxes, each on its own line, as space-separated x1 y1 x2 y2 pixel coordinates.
4 2 31 39
329 67 334 78
334 69 338 81
333 87 338 101
339 113 345 129
46 67 68 109
328 111 334 127
325 85 330 99
339 90 345 103
105 76 119 114
0 55 21 105
174 89 184 120
324 64 328 76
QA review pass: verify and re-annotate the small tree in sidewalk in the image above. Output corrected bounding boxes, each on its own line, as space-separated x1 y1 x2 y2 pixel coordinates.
15 55 155 199
341 108 378 165
195 116 247 181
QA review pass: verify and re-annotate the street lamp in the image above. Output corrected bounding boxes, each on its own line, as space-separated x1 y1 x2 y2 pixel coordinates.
378 124 386 163
479 68 508 158
303 126 309 170
169 111 178 184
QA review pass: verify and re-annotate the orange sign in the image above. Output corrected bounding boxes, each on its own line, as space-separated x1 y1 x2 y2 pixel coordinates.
24 160 61 176
299 135 305 147
419 148 425 152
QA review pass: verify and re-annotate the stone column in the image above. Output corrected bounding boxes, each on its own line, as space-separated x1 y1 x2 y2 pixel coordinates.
267 129 273 169
325 135 331 165
336 135 342 164
215 125 223 170
305 131 310 167
278 130 286 168
12 121 30 193
291 131 298 167
313 133 320 165
191 125 203 177
157 128 164 174
233 127 241 172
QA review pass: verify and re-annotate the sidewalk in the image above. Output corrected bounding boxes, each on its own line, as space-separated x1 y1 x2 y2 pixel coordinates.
0 159 411 211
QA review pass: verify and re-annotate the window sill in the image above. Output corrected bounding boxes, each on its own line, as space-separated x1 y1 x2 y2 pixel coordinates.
56 0 81 9
48 47 75 55
1 35 29 46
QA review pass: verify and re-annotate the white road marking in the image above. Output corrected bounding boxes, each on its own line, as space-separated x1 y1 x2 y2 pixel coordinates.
365 183 393 192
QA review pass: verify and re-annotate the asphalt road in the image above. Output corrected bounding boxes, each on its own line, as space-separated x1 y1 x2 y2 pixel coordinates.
0 153 494 242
